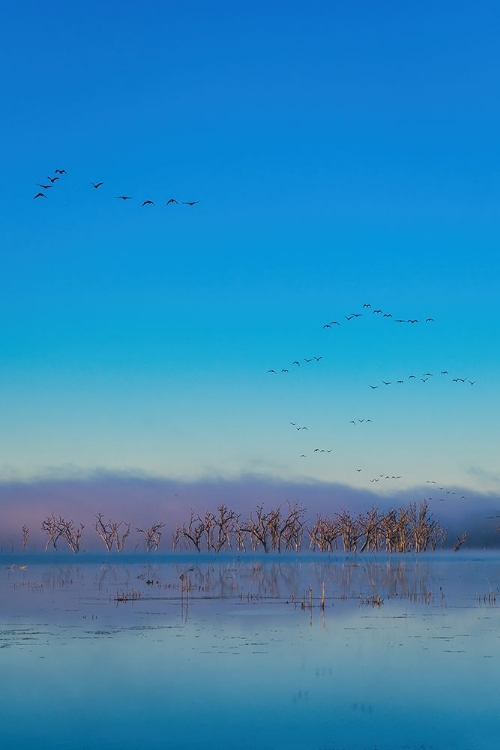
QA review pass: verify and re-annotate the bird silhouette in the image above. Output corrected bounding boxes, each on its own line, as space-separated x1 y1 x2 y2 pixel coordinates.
142 200 154 206
166 198 178 205
92 182 103 189
47 176 59 183
116 196 132 200
182 201 199 206
33 192 46 199
426 318 434 322
37 184 52 189
54 169 67 175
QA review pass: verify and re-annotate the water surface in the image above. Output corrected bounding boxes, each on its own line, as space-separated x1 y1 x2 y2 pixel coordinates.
1 552 499 749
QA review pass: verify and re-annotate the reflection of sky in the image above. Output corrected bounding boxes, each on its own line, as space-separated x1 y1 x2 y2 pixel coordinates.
1 556 499 749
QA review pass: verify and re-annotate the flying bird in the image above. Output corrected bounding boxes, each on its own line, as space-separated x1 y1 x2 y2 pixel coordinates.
54 169 67 175
33 192 46 199
116 196 132 200
426 318 435 322
292 361 300 366
92 182 103 189
142 200 154 206
182 201 199 206
166 198 178 205
37 184 52 189
47 176 59 183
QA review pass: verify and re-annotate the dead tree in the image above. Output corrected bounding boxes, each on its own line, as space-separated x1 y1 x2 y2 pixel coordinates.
241 504 273 552
407 500 445 552
176 510 205 552
41 514 84 553
359 506 383 552
204 505 239 552
336 508 362 552
277 503 306 552
22 525 30 552
136 521 165 552
453 533 467 551
379 508 397 552
94 513 130 552
308 514 338 552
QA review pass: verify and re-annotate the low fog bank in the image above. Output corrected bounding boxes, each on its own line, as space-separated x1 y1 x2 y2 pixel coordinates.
0 471 498 552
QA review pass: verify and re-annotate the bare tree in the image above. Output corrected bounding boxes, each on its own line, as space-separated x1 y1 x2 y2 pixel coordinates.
204 505 239 552
359 506 383 552
94 513 131 552
137 521 165 552
308 514 341 552
175 510 205 552
22 525 30 552
276 503 306 552
240 505 273 552
453 533 467 551
41 514 84 553
336 508 362 552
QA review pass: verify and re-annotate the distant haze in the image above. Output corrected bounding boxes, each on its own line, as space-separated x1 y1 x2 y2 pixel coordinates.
1 471 498 553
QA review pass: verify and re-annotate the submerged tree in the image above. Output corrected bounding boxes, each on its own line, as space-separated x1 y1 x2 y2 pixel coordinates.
173 510 205 552
22 525 30 552
94 513 131 552
41 514 84 553
137 521 165 552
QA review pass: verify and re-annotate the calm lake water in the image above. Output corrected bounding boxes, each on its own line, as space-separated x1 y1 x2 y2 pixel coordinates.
1 551 499 750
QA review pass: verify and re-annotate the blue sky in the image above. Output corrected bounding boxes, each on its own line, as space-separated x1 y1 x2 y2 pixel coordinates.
1 1 500 542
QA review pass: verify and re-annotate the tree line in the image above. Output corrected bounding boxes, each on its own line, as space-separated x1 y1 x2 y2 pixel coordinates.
17 500 451 553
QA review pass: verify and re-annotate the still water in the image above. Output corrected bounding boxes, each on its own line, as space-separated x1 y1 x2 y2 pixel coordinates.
1 551 499 749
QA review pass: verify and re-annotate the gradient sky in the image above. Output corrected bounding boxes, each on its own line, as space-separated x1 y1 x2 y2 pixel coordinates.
2 1 500 544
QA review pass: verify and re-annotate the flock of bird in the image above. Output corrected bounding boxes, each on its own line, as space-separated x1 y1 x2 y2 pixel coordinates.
33 169 199 207
32 173 475 508
266 304 438 376
322 302 435 327
267 300 476 503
